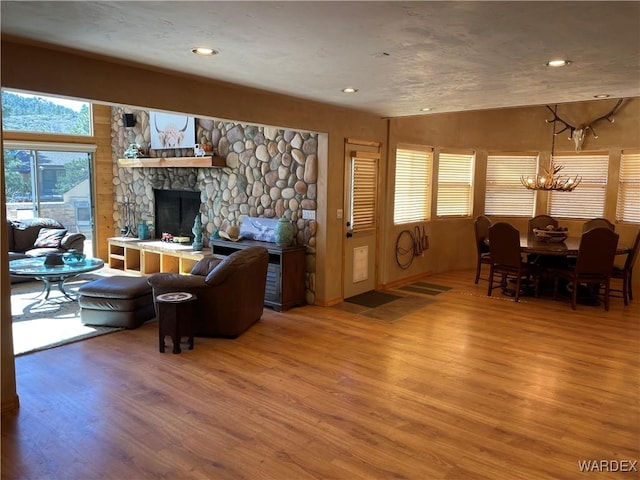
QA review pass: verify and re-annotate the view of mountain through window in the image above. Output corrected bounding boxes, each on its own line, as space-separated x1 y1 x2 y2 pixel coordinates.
1 90 91 135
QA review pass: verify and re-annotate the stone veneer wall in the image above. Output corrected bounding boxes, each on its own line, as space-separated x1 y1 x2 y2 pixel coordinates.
111 107 318 304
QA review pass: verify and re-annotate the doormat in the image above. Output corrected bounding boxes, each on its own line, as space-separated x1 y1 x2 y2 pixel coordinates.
345 290 402 308
397 281 452 296
359 295 435 323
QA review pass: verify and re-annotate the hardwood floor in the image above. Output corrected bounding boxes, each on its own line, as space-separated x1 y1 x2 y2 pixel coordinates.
2 270 638 480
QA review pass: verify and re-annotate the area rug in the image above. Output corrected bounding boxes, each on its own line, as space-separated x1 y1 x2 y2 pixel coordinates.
10 276 124 356
345 290 403 308
396 281 453 296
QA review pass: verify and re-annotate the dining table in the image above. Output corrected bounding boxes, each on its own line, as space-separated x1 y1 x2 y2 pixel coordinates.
490 233 633 304
519 233 632 257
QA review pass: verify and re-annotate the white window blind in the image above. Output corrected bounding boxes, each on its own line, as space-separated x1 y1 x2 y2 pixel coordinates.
486 154 537 216
616 152 640 223
548 153 608 218
350 154 378 233
394 147 432 224
437 152 474 217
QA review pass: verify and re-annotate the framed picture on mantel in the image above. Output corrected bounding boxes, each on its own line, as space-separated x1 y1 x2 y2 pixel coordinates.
149 111 196 150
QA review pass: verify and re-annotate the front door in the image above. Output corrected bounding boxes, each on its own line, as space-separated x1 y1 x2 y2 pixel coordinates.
343 140 381 299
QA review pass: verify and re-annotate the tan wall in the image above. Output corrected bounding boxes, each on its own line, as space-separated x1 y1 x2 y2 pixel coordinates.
384 99 640 287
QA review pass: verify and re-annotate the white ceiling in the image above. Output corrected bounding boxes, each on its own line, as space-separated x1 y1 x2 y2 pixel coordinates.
2 1 639 118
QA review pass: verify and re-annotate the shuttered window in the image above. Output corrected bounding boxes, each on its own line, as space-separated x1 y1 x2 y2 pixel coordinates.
394 147 432 224
485 153 537 216
436 152 474 217
616 151 640 223
350 154 378 233
548 153 608 218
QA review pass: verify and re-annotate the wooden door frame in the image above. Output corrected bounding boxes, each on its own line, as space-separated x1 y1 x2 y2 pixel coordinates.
342 138 382 299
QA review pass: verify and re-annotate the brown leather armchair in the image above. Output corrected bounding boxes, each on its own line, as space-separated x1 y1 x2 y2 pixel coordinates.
147 246 269 337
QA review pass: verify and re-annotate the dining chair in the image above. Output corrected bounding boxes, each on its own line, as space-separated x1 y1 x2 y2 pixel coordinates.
487 222 538 302
552 227 619 311
582 217 615 233
474 215 492 284
528 214 558 234
610 229 640 305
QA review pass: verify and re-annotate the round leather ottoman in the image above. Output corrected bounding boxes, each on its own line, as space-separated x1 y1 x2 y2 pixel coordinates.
78 276 155 328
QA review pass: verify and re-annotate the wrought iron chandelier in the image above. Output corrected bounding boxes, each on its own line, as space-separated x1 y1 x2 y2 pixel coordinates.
521 105 582 192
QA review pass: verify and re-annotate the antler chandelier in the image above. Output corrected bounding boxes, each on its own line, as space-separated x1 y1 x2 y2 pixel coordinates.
520 161 582 192
521 105 582 192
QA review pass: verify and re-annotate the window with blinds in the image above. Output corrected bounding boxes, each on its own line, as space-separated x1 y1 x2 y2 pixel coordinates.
548 153 609 218
485 154 537 216
393 147 432 224
436 152 474 217
350 154 378 232
616 151 640 223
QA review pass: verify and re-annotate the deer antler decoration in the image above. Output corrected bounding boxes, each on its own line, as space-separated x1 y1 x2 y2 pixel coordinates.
521 104 583 192
545 98 624 152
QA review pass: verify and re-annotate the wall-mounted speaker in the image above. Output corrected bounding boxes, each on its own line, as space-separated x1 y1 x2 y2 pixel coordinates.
123 113 136 127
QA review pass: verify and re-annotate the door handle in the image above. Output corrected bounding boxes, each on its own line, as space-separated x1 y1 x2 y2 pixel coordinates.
346 221 353 238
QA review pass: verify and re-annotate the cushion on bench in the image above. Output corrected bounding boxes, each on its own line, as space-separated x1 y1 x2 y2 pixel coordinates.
78 276 152 299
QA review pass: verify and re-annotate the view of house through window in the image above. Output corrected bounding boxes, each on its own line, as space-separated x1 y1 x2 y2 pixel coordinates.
4 145 95 253
2 89 95 254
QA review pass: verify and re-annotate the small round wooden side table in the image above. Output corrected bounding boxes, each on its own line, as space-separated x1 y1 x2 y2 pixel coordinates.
155 292 197 354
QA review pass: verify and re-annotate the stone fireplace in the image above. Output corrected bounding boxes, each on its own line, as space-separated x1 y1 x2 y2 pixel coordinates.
111 107 319 304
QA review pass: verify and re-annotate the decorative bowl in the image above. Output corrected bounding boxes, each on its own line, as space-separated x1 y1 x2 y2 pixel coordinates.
44 253 65 267
62 250 86 265
533 228 568 243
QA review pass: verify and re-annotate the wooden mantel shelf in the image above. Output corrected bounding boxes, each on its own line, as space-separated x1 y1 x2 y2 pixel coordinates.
117 155 226 168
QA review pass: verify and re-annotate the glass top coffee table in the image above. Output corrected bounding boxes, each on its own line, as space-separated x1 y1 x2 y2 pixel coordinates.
9 257 105 302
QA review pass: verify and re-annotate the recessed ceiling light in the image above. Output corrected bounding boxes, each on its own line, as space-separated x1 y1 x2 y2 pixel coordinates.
191 47 218 56
420 107 432 112
545 59 571 67
594 94 611 98
342 87 358 93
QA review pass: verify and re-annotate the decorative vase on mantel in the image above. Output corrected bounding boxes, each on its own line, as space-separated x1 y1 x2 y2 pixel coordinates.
274 216 295 247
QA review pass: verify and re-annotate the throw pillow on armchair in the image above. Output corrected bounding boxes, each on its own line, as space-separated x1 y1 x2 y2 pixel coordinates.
33 228 68 248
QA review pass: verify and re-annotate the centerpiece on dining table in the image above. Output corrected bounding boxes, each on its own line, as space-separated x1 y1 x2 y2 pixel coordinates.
533 225 568 243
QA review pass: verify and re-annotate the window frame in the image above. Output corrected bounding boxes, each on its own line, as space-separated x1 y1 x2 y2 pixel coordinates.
547 152 609 219
1 88 93 136
393 146 433 225
485 152 538 217
616 150 640 224
349 152 378 234
436 150 475 218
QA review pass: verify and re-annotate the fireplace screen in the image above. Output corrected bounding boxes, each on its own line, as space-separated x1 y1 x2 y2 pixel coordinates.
154 189 201 239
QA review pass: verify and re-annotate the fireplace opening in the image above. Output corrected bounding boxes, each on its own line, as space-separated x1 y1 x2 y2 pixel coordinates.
154 189 201 239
